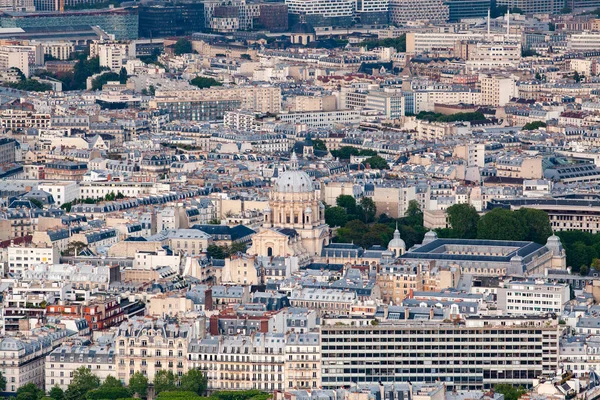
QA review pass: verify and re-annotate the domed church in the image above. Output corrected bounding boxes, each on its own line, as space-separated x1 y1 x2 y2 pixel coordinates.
248 152 330 265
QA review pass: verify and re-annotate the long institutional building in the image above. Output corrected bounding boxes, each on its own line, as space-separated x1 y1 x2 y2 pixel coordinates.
490 195 600 234
320 315 560 390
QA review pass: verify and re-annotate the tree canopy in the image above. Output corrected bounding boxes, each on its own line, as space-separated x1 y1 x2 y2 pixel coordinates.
363 155 389 170
190 76 222 89
65 367 101 400
522 121 547 130
179 369 208 396
494 384 527 400
477 208 527 241
153 370 177 395
415 111 485 123
446 203 479 239
358 35 406 52
128 372 148 398
174 38 193 55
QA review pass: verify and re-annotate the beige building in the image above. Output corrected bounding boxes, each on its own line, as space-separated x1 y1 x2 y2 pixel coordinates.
0 328 68 393
479 74 518 107
146 294 194 317
495 156 544 179
248 152 329 265
284 332 321 390
153 86 281 114
217 253 260 285
114 317 197 383
45 345 115 391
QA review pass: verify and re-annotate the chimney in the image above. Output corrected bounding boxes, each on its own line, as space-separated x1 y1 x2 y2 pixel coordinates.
404 307 409 320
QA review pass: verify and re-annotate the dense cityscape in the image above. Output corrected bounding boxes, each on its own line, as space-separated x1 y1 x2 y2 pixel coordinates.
0 0 598 400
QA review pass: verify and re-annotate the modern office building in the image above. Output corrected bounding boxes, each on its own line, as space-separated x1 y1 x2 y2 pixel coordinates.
365 91 405 119
320 315 560 390
138 1 205 38
389 0 449 24
445 0 490 21
0 8 138 39
286 0 354 27
355 0 389 25
495 0 562 14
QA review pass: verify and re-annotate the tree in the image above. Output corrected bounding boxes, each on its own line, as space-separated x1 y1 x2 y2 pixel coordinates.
364 155 389 170
477 208 526 241
65 367 100 400
86 387 131 400
336 195 357 214
404 200 423 227
174 38 193 55
446 203 479 239
115 192 125 199
206 244 225 259
179 369 208 396
49 386 65 400
16 383 44 400
522 121 547 131
336 220 368 244
358 35 406 52
153 370 177 395
494 384 527 400
312 138 327 151
592 258 600 271
581 265 590 276
330 146 360 160
325 206 348 227
119 67 128 84
359 197 376 223
128 372 148 398
227 241 247 256
0 371 6 393
91 72 120 90
190 76 222 89
240 53 252 60
515 208 552 244
101 376 124 389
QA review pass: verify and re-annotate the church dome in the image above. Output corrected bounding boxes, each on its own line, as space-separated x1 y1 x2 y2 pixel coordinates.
388 227 406 251
273 151 314 193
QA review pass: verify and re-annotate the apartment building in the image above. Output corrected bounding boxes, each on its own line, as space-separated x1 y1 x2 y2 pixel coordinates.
42 42 74 61
0 109 51 130
277 110 362 128
0 328 68 392
38 181 78 207
479 74 518 107
320 315 560 390
0 138 17 164
497 280 570 315
0 46 31 76
284 332 321 390
289 288 356 316
406 32 484 54
151 86 281 120
6 244 59 275
114 317 196 383
45 345 115 391
377 263 427 305
189 333 285 392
